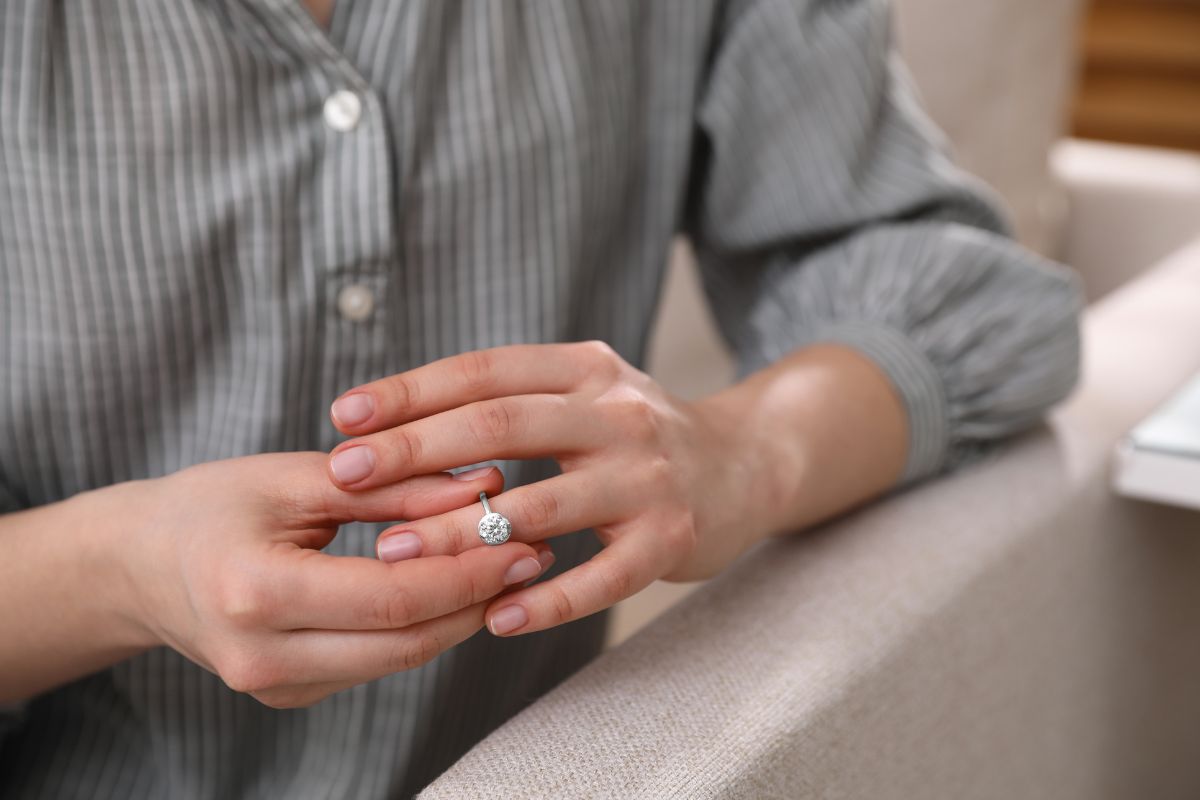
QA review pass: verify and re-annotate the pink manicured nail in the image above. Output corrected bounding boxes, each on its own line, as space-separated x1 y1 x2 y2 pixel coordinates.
503 557 541 586
330 446 376 484
524 550 556 587
489 604 529 635
452 466 495 482
331 393 374 426
378 531 422 562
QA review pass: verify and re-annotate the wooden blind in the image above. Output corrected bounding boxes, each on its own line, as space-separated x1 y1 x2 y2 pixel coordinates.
1072 0 1200 151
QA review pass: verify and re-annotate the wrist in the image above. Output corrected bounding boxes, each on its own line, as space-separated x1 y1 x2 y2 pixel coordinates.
691 374 808 548
67 479 164 651
701 343 909 542
0 480 161 702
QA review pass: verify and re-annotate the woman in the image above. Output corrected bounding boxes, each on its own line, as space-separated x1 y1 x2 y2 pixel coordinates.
0 0 1080 796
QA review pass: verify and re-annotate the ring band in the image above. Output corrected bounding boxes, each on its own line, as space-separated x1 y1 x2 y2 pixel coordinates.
478 491 512 546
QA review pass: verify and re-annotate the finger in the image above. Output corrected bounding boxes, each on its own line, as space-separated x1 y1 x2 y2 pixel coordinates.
328 341 618 435
374 468 639 560
316 465 506 523
267 452 505 530
327 393 601 490
484 524 673 636
252 548 558 708
232 600 489 691
260 539 546 631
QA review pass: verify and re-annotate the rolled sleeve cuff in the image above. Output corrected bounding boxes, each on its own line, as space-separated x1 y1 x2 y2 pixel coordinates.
802 321 950 485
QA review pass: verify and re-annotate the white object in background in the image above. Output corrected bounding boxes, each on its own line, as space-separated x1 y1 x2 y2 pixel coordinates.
1114 373 1200 512
1053 140 1200 302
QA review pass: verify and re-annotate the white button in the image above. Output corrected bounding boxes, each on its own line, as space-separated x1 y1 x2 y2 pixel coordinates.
337 284 375 321
323 90 362 132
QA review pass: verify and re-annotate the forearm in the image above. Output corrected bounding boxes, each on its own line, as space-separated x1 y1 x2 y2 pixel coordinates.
698 343 908 545
0 482 151 703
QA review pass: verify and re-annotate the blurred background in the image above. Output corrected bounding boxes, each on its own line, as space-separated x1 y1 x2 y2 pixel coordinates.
1073 0 1200 152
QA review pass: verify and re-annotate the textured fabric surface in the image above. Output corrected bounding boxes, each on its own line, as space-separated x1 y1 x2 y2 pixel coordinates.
0 1 1079 797
422 238 1200 799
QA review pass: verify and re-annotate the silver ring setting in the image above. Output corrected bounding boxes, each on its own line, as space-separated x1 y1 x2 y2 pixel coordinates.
478 492 512 546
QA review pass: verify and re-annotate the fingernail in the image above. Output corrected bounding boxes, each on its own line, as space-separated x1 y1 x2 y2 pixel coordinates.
378 531 421 562
331 393 374 427
452 466 494 482
503 557 541 586
525 550 556 587
330 446 376 485
489 604 529 636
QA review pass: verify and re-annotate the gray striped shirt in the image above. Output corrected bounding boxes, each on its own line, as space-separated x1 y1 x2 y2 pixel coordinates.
0 0 1080 797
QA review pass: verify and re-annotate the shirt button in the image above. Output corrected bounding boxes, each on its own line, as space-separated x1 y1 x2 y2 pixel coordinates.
337 284 375 322
323 90 362 132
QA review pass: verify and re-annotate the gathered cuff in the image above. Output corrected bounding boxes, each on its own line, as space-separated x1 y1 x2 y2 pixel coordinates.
801 321 951 485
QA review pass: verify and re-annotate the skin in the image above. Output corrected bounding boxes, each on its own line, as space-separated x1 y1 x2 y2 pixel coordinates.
302 0 334 29
0 1 907 710
325 341 907 638
0 340 903 708
0 454 552 708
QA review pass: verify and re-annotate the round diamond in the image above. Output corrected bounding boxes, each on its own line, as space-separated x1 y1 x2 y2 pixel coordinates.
478 512 512 545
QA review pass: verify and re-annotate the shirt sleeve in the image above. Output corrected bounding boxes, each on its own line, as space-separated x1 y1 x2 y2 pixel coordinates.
1 703 26 741
0 485 28 740
683 0 1083 484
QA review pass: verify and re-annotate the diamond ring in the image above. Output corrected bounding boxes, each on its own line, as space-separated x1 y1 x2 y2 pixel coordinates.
477 492 512 546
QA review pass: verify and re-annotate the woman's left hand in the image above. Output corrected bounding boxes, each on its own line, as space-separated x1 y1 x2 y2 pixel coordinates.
324 341 789 637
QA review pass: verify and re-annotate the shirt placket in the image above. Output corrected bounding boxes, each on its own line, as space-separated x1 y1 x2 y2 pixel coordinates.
231 0 398 449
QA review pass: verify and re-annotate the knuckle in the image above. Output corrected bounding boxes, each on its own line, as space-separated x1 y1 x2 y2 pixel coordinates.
218 648 279 694
389 631 441 673
643 455 676 491
545 582 577 625
622 395 659 442
454 560 483 608
520 485 561 533
595 564 633 604
214 578 271 629
368 586 420 629
666 510 698 555
259 478 309 519
578 339 617 363
468 399 520 447
598 386 660 443
386 376 419 416
390 428 423 468
457 349 497 395
576 340 621 379
436 516 473 554
647 461 690 517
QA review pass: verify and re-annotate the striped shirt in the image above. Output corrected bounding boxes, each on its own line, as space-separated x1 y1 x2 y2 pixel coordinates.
0 0 1081 797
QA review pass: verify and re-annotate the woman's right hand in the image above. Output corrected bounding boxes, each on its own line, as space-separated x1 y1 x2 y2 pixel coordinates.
107 453 546 708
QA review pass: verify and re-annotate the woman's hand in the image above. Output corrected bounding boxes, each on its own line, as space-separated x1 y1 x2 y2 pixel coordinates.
118 453 547 707
325 342 814 637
